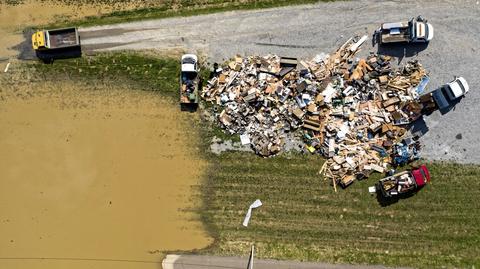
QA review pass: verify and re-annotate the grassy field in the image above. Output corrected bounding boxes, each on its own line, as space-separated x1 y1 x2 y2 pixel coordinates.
198 151 480 268
27 52 180 100
46 0 326 28
24 54 480 268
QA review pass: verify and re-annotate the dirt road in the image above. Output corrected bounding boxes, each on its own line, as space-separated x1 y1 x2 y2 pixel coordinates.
161 254 410 269
79 0 480 164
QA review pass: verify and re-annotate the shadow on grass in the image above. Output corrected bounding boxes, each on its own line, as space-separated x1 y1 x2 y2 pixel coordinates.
35 47 82 63
181 103 199 112
376 186 424 207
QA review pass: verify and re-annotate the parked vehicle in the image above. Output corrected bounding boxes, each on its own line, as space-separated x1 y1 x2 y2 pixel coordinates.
376 16 433 44
32 27 80 51
426 76 469 110
180 54 200 107
370 165 430 198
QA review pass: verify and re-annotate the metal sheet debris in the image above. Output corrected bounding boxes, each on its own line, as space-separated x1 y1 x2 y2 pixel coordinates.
243 199 262 227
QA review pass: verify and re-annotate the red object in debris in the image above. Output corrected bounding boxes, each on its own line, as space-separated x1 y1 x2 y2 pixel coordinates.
412 164 430 187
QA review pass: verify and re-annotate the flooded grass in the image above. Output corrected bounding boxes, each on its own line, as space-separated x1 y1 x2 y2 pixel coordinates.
0 54 212 269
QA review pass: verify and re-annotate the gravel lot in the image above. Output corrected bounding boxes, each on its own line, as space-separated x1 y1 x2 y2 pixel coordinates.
80 0 480 164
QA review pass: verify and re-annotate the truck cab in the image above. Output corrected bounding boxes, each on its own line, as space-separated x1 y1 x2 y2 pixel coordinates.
444 76 469 100
32 31 47 50
410 18 434 42
378 17 434 44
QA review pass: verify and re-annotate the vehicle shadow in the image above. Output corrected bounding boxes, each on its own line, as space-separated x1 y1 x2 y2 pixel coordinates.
35 47 82 63
375 41 429 64
376 186 424 207
12 28 37 60
409 116 429 138
180 103 198 112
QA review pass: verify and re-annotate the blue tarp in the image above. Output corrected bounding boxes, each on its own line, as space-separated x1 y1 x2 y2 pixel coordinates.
415 75 430 95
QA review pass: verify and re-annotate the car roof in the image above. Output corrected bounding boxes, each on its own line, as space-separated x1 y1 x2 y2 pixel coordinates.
182 54 198 62
448 77 469 97
448 80 464 97
456 77 470 92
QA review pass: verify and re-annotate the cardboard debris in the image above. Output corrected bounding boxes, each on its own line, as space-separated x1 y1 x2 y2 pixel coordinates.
202 36 429 188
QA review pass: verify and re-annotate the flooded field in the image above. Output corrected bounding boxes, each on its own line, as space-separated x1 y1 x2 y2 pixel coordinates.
0 81 212 269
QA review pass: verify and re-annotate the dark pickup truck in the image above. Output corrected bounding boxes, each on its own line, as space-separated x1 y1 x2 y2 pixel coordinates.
419 76 470 111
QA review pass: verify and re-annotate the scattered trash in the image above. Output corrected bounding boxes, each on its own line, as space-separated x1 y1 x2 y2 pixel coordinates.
240 134 251 145
202 36 454 188
4 62 10 73
242 199 262 227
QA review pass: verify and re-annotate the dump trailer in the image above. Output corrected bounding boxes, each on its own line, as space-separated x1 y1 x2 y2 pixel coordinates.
32 27 80 51
370 165 430 198
180 54 200 106
376 16 433 44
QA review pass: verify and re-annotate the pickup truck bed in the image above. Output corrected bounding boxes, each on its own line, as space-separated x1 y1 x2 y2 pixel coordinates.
375 165 430 198
180 75 200 104
380 25 411 44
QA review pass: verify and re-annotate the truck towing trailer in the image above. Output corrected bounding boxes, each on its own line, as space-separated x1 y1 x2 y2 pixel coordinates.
376 16 434 44
32 27 80 51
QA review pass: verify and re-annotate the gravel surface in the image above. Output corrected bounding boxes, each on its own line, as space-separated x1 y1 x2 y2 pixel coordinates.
80 0 480 164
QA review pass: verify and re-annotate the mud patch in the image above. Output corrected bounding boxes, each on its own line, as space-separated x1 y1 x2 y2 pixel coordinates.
0 81 212 269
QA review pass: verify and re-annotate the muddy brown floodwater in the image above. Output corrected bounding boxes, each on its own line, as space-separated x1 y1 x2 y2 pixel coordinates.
0 81 212 269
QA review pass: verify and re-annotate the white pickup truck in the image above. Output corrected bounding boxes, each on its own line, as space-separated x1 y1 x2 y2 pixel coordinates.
376 16 434 44
431 77 470 110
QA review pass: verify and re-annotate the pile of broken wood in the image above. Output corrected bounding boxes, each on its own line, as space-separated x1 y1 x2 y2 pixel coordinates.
202 36 428 189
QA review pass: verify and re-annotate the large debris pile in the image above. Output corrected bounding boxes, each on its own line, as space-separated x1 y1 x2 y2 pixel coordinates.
202 36 429 188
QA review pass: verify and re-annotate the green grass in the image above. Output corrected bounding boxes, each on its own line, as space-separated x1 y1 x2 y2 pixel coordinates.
45 0 329 28
25 53 480 268
198 152 480 268
26 52 181 101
